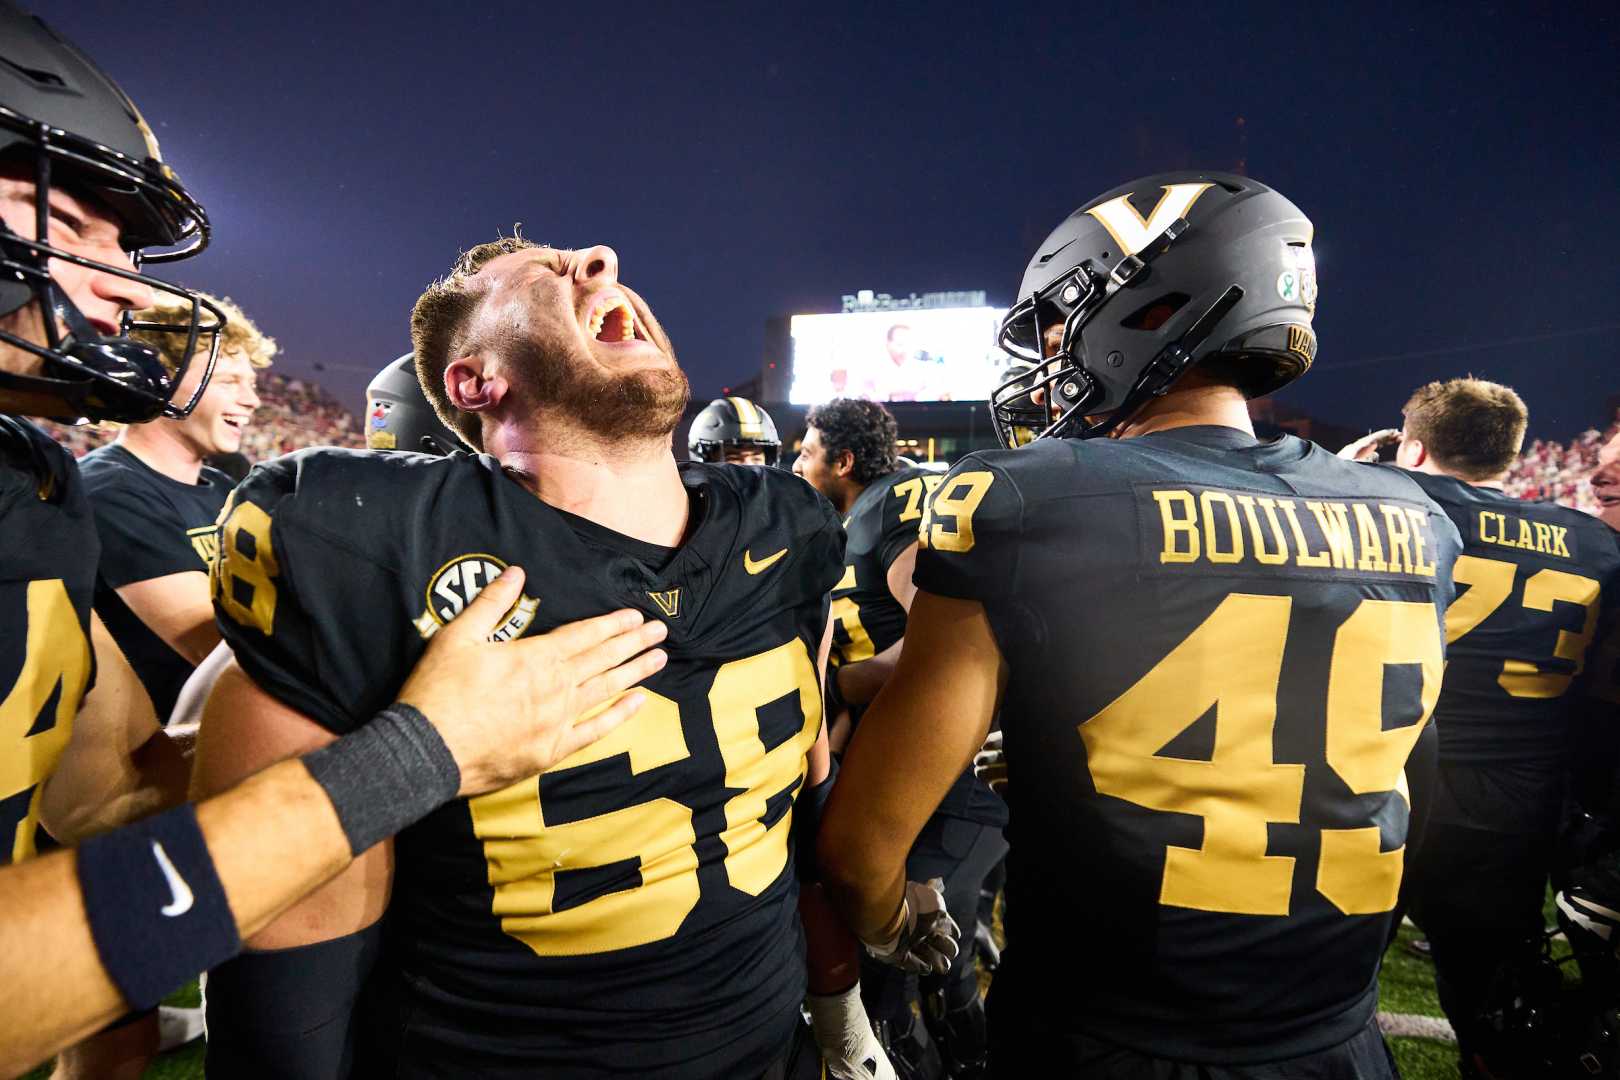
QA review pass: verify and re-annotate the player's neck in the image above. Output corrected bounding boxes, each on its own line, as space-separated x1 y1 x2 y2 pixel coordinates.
1113 382 1254 440
833 480 866 516
493 421 691 548
1433 464 1507 491
116 424 204 484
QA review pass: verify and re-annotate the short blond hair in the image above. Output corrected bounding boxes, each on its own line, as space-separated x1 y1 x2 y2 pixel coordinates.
131 292 276 374
1403 377 1528 481
409 234 539 452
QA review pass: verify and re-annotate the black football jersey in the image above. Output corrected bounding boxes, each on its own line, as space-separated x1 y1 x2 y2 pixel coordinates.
1398 470 1620 768
0 418 96 864
79 444 232 722
212 448 844 1077
830 465 940 667
833 465 1005 828
913 426 1461 1063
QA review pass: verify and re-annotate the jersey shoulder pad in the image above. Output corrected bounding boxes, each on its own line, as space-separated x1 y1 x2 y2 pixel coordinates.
214 448 477 733
862 466 942 571
912 450 1025 602
231 447 481 563
688 461 836 540
693 459 848 605
0 416 82 506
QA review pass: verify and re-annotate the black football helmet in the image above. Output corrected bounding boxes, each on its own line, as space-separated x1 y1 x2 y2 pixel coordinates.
0 2 225 424
991 172 1318 445
688 396 781 466
365 353 462 456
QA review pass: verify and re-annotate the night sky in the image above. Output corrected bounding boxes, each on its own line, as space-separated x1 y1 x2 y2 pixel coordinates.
38 1 1620 440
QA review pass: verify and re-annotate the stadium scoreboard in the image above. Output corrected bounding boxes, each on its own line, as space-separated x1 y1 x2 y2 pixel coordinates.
769 289 1010 406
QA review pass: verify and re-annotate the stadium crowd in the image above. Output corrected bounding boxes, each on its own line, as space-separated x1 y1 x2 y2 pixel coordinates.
1505 412 1620 512
6 6 1620 1080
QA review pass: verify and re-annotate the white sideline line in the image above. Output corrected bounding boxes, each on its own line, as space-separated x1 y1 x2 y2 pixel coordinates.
1378 1011 1456 1043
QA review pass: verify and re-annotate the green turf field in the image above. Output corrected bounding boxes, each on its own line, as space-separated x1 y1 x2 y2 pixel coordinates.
1383 921 1459 1078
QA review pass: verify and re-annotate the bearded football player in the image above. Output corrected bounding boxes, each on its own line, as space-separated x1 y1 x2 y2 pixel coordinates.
1342 380 1620 1073
822 173 1465 1077
795 397 1006 1078
192 239 900 1078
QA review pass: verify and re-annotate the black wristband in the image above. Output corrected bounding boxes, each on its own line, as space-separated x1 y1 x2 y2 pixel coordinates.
301 703 461 856
78 804 241 1012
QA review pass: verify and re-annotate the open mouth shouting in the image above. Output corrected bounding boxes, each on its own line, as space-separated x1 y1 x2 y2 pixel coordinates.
221 413 250 433
583 291 650 347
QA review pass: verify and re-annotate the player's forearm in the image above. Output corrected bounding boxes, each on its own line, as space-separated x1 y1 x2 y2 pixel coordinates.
41 729 189 844
0 760 352 1076
115 574 220 669
836 640 903 706
799 881 863 994
818 840 908 946
0 846 127 1075
198 759 355 936
170 619 224 668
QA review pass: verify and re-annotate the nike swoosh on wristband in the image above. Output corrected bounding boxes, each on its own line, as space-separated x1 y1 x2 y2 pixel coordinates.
744 548 788 575
152 840 194 917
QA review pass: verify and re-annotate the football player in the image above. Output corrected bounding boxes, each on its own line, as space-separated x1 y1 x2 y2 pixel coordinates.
822 172 1463 1077
795 397 1005 1078
0 9 662 1076
192 240 895 1078
688 394 783 466
1343 380 1620 1073
0 9 226 1075
81 293 272 724
0 5 226 868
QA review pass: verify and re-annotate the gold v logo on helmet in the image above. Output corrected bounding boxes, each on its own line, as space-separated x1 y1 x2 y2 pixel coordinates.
648 589 681 618
1086 183 1213 258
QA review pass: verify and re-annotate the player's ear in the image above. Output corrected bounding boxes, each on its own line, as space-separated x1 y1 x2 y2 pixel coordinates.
834 449 855 479
1395 436 1426 469
445 354 507 414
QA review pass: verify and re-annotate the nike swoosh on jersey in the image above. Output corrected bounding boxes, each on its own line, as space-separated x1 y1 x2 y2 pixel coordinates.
744 547 789 575
153 840 194 917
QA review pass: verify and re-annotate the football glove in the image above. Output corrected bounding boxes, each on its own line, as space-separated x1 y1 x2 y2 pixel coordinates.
863 878 959 976
973 730 1007 796
805 984 897 1080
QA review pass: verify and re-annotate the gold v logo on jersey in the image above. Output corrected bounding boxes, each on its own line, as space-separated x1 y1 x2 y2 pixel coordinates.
648 589 681 618
744 548 788 575
1086 182 1213 257
187 524 220 565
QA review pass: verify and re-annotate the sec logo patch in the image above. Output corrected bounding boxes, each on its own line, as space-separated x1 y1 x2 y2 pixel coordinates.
412 553 539 641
